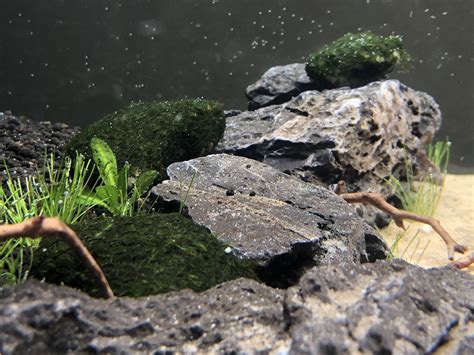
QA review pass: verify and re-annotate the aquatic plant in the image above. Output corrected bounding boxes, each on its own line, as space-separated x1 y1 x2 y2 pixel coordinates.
386 140 450 218
385 140 451 260
64 98 226 180
79 137 158 216
306 31 411 89
0 152 100 285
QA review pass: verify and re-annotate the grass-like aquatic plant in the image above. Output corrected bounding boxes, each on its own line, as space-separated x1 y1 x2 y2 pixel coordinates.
386 140 451 260
386 140 450 217
0 152 100 285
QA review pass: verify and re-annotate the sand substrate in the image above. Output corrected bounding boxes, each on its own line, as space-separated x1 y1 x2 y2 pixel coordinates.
380 174 474 274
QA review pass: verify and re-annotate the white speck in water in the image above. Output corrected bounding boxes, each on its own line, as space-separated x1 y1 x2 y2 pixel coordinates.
224 247 232 254
424 8 430 12
442 11 448 15
409 10 413 18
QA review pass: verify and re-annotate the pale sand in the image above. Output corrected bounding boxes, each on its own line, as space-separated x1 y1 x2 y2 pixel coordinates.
379 174 474 274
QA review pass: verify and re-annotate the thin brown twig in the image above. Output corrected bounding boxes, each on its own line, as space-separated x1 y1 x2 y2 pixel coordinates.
0 216 114 298
334 181 467 260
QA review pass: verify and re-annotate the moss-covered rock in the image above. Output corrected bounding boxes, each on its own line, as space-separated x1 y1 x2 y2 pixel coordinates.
32 213 256 297
306 31 411 89
64 99 226 180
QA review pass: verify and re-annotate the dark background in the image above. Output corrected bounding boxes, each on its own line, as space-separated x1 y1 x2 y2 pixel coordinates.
1 0 472 166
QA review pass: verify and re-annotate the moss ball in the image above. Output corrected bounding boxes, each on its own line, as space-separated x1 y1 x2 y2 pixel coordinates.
306 31 411 89
32 213 257 297
64 98 226 180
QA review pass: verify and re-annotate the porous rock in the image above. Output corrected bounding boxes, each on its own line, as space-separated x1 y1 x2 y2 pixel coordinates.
219 79 442 196
246 63 318 110
151 154 388 283
286 260 474 354
0 111 79 185
1 260 472 354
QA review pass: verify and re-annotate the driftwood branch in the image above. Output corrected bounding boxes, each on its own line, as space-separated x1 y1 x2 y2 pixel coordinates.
450 252 474 270
334 181 468 260
0 216 114 299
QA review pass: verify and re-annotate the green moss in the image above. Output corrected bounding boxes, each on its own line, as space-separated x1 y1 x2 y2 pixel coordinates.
306 31 411 89
32 213 257 297
64 99 226 180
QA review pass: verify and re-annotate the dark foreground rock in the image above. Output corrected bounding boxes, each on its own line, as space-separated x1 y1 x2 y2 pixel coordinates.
1 260 472 354
152 154 388 286
246 63 319 110
220 80 441 196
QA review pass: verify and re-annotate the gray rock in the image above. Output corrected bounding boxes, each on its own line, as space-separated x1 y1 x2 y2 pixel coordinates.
286 260 474 354
1 260 472 354
246 63 319 110
219 80 442 196
151 154 388 279
0 278 289 354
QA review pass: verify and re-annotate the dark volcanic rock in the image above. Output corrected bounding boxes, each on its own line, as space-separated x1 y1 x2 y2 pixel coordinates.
0 278 289 354
1 260 472 354
0 111 79 184
246 63 319 110
219 80 442 196
286 260 474 354
151 154 388 283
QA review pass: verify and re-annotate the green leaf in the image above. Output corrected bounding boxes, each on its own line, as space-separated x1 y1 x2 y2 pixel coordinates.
135 170 158 196
96 185 120 214
118 162 130 200
90 138 118 187
77 192 109 208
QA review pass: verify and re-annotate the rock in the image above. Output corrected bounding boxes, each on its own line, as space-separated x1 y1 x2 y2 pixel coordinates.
0 113 79 185
286 260 474 354
246 63 319 110
151 154 388 285
0 278 289 354
1 260 472 353
218 80 442 196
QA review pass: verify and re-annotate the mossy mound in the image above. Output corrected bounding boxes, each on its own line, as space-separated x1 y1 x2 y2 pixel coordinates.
306 31 411 89
64 99 226 180
32 213 256 297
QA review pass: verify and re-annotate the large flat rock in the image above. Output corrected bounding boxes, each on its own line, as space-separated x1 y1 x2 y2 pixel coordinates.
151 154 387 271
1 260 472 353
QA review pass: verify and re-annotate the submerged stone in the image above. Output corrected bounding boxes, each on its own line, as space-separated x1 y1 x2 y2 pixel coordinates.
32 213 256 297
152 154 388 286
64 98 226 180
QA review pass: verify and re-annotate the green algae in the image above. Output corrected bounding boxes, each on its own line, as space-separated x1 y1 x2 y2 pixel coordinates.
64 98 226 181
32 213 256 297
306 31 411 89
